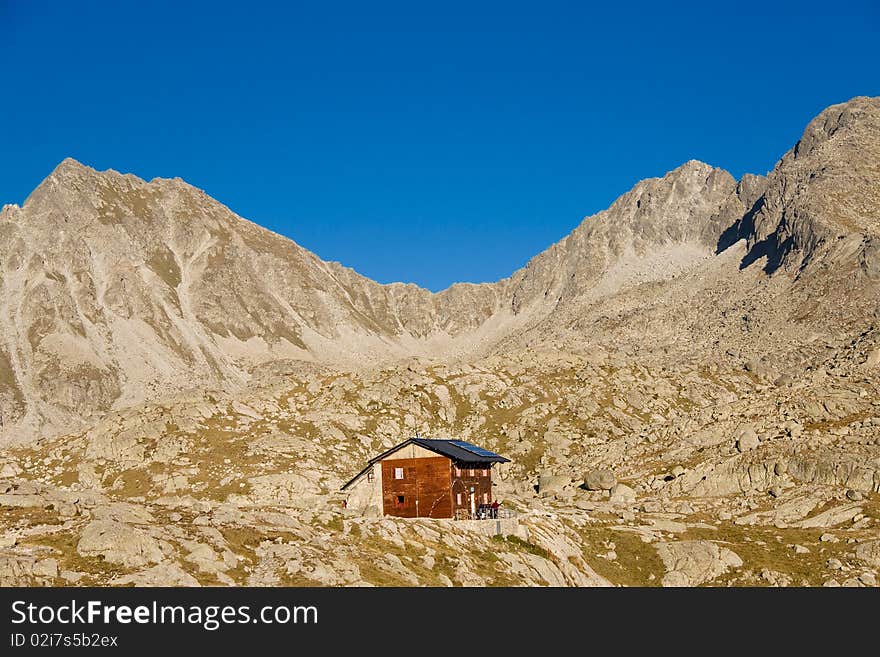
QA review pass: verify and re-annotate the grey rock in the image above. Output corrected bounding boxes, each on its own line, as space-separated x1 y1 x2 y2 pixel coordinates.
854 540 880 567
656 540 742 587
77 520 164 568
609 483 636 504
583 469 617 491
111 563 201 587
736 426 760 452
538 474 571 495
793 504 862 529
32 559 58 579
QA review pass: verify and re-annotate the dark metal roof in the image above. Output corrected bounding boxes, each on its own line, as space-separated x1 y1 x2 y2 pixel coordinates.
340 437 509 490
411 438 509 464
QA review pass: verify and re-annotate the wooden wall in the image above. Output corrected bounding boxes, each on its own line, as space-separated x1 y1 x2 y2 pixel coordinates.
381 456 453 518
450 465 493 515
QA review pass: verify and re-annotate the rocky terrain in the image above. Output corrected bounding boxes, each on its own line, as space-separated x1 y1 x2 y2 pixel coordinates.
1 96 879 587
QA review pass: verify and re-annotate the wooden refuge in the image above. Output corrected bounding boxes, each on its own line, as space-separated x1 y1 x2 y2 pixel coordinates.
341 438 510 519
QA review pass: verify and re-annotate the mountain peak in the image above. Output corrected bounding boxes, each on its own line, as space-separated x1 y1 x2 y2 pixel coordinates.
21 158 101 209
792 95 880 160
671 159 716 174
46 157 100 182
53 156 89 173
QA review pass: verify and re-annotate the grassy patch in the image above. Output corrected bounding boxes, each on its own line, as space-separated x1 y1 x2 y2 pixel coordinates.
572 524 664 587
322 515 344 533
492 534 549 559
113 468 154 498
0 504 65 529
682 522 861 587
25 527 123 585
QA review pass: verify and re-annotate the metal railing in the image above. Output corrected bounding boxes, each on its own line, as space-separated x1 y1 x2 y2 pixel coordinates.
454 508 517 521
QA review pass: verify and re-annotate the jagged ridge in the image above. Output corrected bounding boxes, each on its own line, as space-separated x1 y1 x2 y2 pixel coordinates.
0 96 878 443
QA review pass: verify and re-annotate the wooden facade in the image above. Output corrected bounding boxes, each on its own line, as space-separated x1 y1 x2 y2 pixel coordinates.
342 438 509 519
381 456 453 518
450 465 493 516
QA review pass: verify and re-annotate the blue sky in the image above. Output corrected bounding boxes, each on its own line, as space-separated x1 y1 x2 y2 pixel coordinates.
1 1 878 291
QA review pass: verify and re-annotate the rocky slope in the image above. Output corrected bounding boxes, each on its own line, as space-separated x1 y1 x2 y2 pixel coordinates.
0 96 879 587
1 343 878 587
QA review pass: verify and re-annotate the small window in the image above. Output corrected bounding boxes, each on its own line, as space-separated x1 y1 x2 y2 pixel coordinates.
482 493 489 504
366 469 374 483
454 466 461 476
483 469 488 477
456 493 462 505
396 495 405 507
394 467 404 480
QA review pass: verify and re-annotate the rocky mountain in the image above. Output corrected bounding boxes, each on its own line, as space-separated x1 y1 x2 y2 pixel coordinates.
0 159 491 442
1 96 878 588
746 96 880 275
0 144 763 444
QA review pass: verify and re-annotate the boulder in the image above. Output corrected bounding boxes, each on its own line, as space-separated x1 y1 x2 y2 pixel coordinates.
111 563 200 587
774 373 793 387
609 483 636 504
863 239 880 280
77 520 164 568
583 469 616 491
735 426 760 452
662 570 690 587
656 540 743 587
32 559 58 579
538 474 570 495
183 543 227 574
854 540 880 567
793 504 862 529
